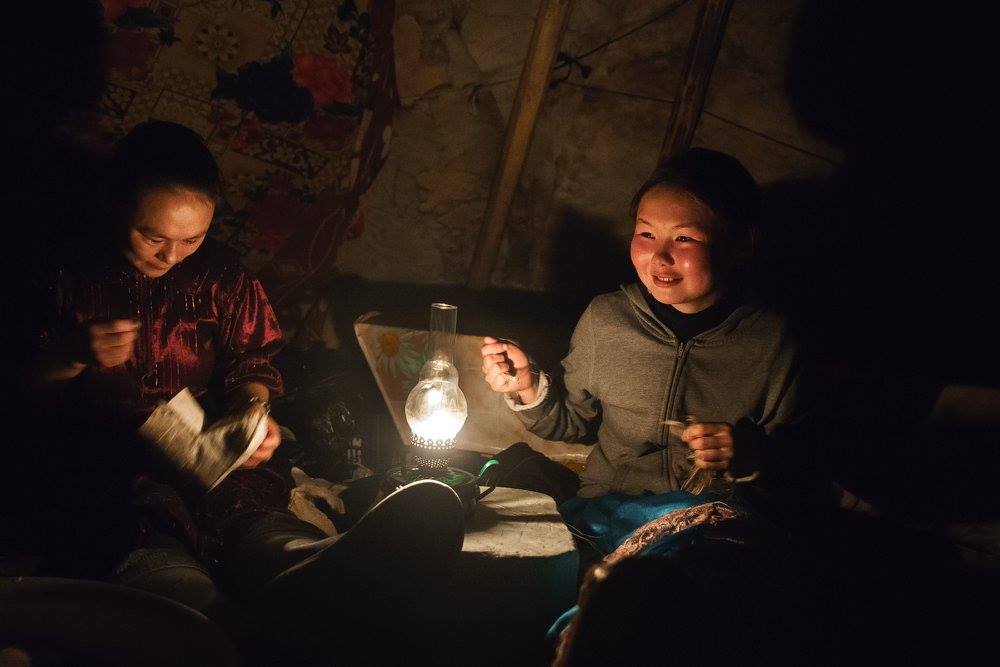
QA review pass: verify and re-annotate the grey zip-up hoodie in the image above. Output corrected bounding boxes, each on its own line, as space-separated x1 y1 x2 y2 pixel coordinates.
514 283 802 498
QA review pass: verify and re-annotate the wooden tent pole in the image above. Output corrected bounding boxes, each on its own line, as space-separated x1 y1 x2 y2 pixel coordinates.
660 0 734 159
467 0 573 289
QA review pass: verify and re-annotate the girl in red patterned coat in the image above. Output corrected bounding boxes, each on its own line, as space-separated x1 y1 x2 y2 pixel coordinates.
20 121 462 660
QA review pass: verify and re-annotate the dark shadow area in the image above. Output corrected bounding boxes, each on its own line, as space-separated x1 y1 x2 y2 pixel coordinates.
546 207 636 297
762 0 1000 508
2 1 107 404
1 0 107 554
750 0 1000 658
772 0 998 386
764 0 1000 511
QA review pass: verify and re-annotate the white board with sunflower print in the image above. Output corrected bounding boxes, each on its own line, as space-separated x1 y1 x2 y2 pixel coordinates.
354 313 590 473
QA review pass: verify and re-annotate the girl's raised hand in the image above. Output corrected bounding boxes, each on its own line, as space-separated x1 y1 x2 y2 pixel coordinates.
72 319 141 368
480 336 537 403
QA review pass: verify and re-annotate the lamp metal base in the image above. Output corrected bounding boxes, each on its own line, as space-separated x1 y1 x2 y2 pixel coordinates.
385 465 480 516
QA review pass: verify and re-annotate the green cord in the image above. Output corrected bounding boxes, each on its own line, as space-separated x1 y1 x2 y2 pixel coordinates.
478 458 499 478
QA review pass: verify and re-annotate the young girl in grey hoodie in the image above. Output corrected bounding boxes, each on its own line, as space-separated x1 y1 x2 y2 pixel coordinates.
481 149 804 498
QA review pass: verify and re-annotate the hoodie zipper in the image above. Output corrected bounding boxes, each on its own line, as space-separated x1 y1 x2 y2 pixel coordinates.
621 284 704 488
622 285 691 487
659 339 691 485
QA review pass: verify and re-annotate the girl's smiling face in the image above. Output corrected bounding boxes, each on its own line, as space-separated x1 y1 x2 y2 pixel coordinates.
630 185 724 314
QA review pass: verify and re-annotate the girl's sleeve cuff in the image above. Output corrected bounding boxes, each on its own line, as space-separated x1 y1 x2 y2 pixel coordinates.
504 371 550 411
724 470 760 483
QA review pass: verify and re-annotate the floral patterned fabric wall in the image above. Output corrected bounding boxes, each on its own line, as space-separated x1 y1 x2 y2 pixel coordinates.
81 0 396 343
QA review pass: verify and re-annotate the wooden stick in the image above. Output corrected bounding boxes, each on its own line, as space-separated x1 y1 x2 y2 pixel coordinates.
660 0 734 159
467 0 574 289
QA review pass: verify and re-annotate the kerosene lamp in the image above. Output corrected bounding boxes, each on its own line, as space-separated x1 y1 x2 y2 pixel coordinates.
385 303 486 513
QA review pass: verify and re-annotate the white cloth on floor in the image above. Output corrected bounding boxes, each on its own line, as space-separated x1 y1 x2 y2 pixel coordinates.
287 467 348 537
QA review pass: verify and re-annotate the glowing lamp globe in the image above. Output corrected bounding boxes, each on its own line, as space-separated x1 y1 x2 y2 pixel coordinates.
404 358 468 469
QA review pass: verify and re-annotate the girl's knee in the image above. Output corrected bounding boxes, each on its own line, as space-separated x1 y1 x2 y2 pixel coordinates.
111 544 219 613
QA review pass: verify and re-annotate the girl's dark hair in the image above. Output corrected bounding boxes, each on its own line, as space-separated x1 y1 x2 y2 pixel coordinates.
631 147 761 241
109 120 222 212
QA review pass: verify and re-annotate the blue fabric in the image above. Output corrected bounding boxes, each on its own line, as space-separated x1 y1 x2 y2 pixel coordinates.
559 491 705 554
547 491 719 641
547 605 580 640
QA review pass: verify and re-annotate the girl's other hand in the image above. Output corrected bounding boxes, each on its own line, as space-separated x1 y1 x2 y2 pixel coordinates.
78 319 141 368
241 416 281 469
682 421 734 471
480 336 538 403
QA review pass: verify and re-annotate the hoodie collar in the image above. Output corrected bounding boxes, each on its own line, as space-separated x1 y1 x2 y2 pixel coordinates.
621 282 759 345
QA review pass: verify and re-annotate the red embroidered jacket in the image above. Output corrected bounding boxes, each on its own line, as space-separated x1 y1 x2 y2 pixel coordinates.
39 239 283 431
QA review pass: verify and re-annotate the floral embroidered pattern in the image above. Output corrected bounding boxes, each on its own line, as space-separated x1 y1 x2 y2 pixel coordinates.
195 23 240 64
293 53 354 107
72 0 395 343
